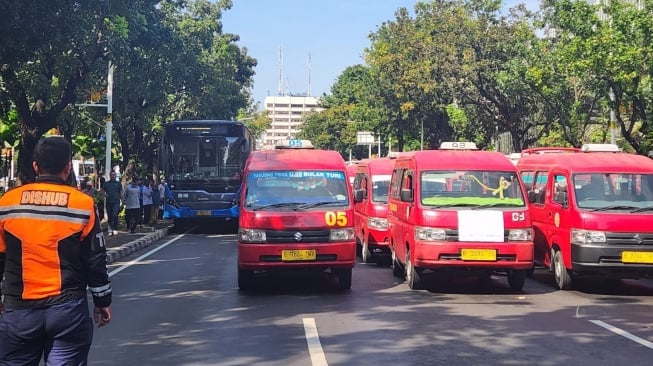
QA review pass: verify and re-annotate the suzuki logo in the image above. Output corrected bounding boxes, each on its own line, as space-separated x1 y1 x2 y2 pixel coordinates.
294 232 303 242
634 234 643 245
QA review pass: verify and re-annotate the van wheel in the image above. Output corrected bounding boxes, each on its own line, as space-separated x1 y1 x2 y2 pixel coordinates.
507 269 526 291
336 268 352 290
238 268 254 291
525 265 535 278
406 249 423 290
392 250 404 277
553 250 573 290
361 240 371 264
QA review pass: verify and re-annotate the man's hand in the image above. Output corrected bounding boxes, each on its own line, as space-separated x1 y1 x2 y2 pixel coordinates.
94 306 111 328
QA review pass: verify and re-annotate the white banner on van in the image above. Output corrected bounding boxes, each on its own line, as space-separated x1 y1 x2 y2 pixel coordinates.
457 210 504 242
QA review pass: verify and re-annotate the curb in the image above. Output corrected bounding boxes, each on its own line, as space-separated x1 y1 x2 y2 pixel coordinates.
106 226 172 264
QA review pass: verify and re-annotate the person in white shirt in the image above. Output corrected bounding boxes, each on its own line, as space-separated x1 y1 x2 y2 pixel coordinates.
141 180 153 226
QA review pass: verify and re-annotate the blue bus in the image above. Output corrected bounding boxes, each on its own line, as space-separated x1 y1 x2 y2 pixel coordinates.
160 120 255 229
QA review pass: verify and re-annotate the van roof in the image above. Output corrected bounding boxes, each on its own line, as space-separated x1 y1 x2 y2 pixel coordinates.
356 157 396 174
245 149 346 171
517 151 653 173
395 150 516 171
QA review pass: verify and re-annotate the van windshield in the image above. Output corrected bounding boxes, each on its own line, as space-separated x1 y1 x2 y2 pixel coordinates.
573 173 653 210
372 175 392 203
245 170 350 209
420 171 525 207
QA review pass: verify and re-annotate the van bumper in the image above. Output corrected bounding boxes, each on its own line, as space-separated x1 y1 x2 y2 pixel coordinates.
367 229 390 249
238 242 356 270
412 241 534 270
571 244 653 276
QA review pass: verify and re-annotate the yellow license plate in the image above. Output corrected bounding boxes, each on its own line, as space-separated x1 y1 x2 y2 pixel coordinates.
281 249 317 261
195 210 212 216
622 251 653 264
461 249 497 261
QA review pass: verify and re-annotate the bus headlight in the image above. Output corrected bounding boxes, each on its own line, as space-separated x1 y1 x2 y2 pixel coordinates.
571 229 606 244
508 228 533 241
239 228 266 243
368 217 388 230
330 228 355 241
415 226 447 241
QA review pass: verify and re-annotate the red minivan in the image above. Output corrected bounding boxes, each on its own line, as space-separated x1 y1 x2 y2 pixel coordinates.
352 158 395 264
388 142 533 291
516 143 653 290
238 140 356 290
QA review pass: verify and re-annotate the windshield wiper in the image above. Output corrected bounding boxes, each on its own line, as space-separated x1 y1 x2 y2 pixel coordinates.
251 202 303 211
472 203 523 210
630 206 653 213
428 203 478 208
295 201 341 210
590 205 640 212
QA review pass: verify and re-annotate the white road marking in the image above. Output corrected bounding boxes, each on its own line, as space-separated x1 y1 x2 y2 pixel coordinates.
109 234 186 278
303 318 329 366
590 320 653 350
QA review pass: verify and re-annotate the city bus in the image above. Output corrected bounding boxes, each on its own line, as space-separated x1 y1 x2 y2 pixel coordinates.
160 120 256 230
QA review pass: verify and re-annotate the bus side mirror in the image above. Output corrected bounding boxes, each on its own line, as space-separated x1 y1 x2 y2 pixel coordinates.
354 189 365 203
400 188 413 202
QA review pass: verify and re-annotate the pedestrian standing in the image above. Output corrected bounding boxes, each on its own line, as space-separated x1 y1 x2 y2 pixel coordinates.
150 178 160 224
124 176 142 233
158 177 166 219
102 171 123 236
142 179 153 226
0 136 112 365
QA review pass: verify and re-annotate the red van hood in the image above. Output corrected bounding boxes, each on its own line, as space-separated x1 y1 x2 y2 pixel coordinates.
241 210 354 230
580 212 653 232
418 208 531 229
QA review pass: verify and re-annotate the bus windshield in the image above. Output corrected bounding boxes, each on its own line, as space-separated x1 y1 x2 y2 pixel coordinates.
166 135 245 181
420 170 525 207
245 170 350 209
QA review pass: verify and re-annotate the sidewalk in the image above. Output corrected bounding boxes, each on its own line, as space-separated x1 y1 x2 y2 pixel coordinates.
102 219 173 264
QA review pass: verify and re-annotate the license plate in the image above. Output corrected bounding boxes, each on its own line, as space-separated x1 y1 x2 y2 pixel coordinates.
622 251 653 264
281 249 316 261
461 249 497 261
195 210 212 216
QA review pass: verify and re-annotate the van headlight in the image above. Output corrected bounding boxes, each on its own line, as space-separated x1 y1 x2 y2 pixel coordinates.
571 229 606 244
330 228 355 241
239 228 266 243
508 228 533 241
415 226 447 241
368 217 388 230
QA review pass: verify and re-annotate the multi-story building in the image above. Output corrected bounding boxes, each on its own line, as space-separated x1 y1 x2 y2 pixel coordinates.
261 95 322 150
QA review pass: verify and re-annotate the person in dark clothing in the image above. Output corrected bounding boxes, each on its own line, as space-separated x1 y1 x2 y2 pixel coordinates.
0 136 112 365
102 171 123 236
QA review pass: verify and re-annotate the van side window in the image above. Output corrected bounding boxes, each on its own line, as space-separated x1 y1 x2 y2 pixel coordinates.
533 171 549 205
353 173 363 190
553 175 568 206
390 169 403 199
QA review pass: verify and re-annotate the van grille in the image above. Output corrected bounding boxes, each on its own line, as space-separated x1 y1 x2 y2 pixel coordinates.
605 232 653 246
265 229 331 243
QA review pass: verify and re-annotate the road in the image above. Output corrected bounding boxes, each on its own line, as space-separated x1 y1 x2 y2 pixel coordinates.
90 226 653 365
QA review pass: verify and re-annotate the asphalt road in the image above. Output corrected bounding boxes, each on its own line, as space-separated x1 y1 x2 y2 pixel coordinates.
89 226 653 365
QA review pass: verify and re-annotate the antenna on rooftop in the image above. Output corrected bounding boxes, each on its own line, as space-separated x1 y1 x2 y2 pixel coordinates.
278 46 284 96
307 53 312 97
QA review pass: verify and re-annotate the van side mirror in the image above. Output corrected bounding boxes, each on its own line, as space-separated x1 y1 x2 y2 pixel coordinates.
554 191 568 206
400 188 413 202
527 191 536 204
354 189 365 203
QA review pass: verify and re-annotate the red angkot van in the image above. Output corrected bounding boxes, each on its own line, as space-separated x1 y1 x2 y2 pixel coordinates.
516 144 653 290
388 142 533 291
352 158 395 264
237 140 356 290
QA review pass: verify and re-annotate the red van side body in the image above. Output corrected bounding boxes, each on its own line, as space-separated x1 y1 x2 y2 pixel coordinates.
388 150 534 291
353 158 395 264
516 148 653 290
238 149 356 290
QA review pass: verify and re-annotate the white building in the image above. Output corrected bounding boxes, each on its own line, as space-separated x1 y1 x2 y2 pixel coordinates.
261 95 323 149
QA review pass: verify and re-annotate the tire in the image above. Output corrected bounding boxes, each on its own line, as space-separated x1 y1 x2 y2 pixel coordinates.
553 249 573 290
525 265 535 278
361 239 371 264
507 269 526 291
392 250 404 277
238 268 254 290
406 249 423 290
337 268 352 290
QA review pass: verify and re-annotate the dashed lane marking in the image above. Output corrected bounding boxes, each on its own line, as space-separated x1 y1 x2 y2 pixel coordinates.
590 319 653 350
303 317 329 366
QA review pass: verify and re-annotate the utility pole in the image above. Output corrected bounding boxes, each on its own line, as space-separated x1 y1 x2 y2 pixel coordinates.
609 87 616 145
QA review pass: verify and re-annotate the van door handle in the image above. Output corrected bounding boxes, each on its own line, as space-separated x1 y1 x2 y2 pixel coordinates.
548 212 552 218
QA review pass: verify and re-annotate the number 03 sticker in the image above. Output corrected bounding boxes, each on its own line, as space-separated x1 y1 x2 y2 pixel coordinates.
325 211 348 226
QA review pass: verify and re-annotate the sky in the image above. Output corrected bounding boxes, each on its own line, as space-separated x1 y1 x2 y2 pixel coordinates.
220 0 541 107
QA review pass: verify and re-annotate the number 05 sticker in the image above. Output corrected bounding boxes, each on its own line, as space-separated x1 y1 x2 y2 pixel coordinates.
325 211 348 226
